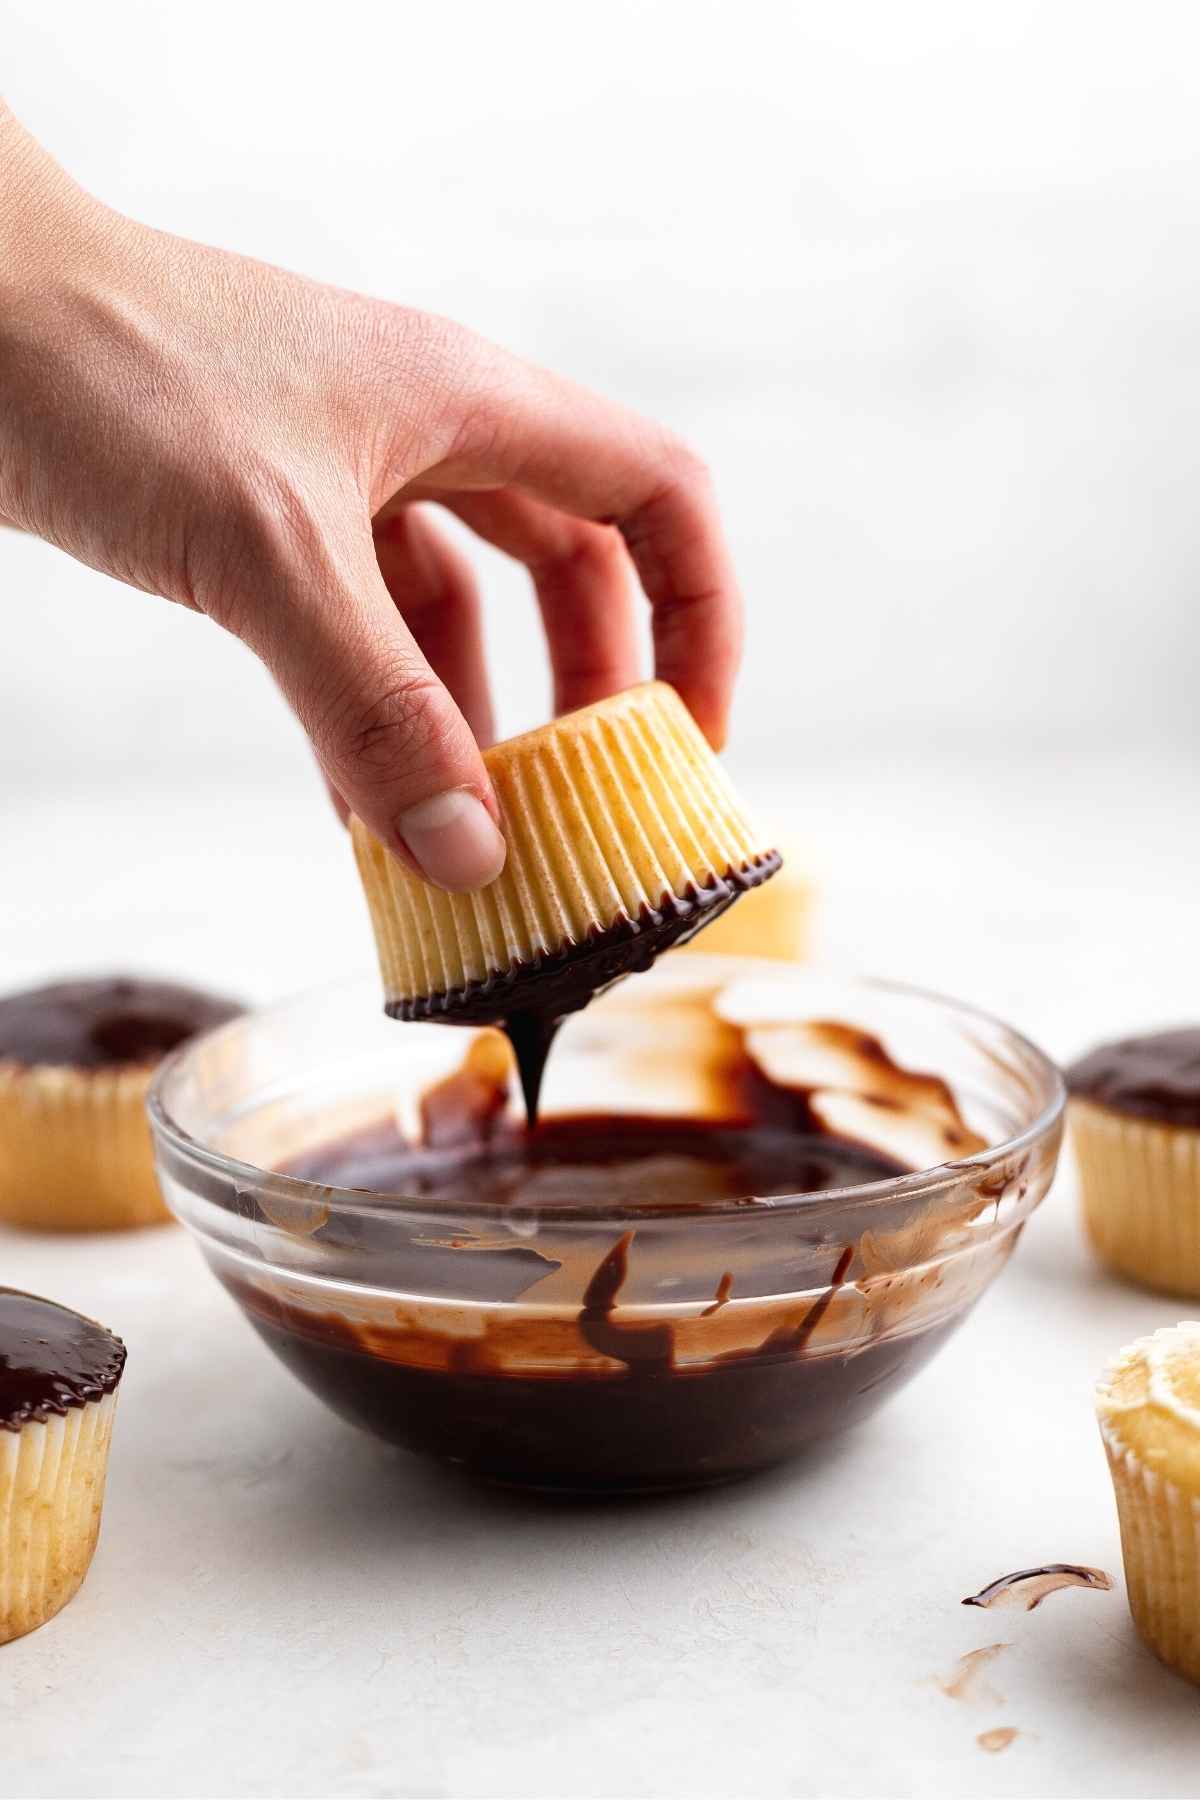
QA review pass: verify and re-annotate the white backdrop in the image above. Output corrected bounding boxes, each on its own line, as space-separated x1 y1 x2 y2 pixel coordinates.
4 0 1199 789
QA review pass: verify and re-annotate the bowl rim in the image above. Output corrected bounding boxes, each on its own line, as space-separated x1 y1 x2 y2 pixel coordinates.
146 966 1066 1228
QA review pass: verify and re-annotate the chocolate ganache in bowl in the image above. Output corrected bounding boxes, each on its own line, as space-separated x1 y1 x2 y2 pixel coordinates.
149 960 1064 1493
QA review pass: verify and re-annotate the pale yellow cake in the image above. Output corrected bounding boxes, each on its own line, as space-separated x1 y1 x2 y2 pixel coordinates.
1097 1323 1200 1683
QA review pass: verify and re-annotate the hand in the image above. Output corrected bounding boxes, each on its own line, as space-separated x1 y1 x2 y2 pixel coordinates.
0 104 742 891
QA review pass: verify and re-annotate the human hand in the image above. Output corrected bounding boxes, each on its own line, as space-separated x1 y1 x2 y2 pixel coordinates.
0 104 742 890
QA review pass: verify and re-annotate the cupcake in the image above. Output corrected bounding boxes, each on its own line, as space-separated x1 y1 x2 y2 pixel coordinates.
353 682 779 1021
1097 1322 1200 1684
0 976 242 1231
352 683 779 1118
1068 1028 1200 1295
0 1287 125 1643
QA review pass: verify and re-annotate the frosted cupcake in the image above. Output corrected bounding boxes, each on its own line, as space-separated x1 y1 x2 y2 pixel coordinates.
0 1287 125 1642
1097 1322 1200 1684
1068 1028 1200 1295
0 976 241 1230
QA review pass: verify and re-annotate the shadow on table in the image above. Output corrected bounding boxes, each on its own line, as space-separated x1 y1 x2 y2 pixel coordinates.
248 1395 866 1550
1024 1594 1200 1748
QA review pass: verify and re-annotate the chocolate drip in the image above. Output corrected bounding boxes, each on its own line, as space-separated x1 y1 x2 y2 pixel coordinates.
0 1289 126 1431
388 855 781 1122
504 1013 563 1128
578 1231 676 1372
0 976 242 1071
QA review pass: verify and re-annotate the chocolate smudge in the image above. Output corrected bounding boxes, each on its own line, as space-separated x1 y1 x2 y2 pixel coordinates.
963 1564 1113 1612
977 1727 1017 1754
936 1643 1010 1704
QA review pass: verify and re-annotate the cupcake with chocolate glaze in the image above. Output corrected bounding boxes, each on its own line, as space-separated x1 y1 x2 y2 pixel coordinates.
1068 1028 1200 1296
352 681 780 1119
1097 1322 1200 1684
0 1288 125 1643
0 976 241 1231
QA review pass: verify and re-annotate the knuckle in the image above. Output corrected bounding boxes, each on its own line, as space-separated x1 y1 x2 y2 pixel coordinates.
662 436 712 494
535 522 624 589
332 672 452 786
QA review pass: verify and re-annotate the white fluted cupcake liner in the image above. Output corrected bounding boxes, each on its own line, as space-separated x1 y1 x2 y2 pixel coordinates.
0 1062 169 1231
0 1393 118 1643
1072 1098 1200 1296
1100 1425 1200 1684
353 681 777 1014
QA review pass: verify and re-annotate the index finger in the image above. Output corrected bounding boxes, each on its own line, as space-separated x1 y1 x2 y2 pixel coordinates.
412 351 743 746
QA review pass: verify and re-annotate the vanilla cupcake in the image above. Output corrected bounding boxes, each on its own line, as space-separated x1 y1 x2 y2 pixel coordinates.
0 1288 125 1643
1068 1028 1200 1295
0 977 242 1231
1097 1323 1200 1683
352 682 780 1029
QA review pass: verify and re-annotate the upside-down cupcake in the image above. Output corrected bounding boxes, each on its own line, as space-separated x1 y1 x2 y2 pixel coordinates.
352 681 780 1117
0 1287 125 1643
1068 1028 1200 1295
0 976 242 1231
1097 1322 1200 1684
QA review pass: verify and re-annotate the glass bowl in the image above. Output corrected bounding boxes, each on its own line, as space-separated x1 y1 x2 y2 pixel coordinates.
148 959 1064 1495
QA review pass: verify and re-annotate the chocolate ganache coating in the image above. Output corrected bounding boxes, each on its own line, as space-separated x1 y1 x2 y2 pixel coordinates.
0 1289 126 1431
0 977 243 1071
1067 1028 1200 1128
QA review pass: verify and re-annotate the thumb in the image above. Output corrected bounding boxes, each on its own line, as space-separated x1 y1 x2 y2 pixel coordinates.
248 533 506 893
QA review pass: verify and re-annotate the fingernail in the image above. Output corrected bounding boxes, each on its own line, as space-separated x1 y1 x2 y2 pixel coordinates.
397 789 506 892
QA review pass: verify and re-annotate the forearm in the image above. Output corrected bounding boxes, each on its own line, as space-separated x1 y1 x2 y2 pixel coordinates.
0 103 100 288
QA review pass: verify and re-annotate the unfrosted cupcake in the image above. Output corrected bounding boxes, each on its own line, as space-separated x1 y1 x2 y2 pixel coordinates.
0 976 242 1231
0 1287 125 1643
1068 1028 1200 1295
1097 1322 1200 1684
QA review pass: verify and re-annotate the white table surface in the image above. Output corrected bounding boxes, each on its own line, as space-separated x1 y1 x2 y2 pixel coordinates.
1 746 1197 1800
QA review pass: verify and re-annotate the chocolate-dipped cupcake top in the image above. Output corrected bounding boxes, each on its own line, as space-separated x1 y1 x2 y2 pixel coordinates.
1068 1028 1200 1129
0 977 243 1072
0 1289 126 1431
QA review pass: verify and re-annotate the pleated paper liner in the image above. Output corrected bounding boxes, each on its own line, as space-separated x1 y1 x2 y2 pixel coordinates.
1072 1098 1200 1296
1097 1324 1200 1684
0 1392 119 1644
0 1062 170 1231
353 681 780 1019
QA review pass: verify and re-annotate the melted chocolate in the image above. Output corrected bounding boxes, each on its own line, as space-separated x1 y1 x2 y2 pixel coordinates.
246 1295 959 1491
0 1289 125 1431
286 1113 910 1209
0 977 243 1071
390 855 782 1122
223 1022 982 1492
1067 1028 1200 1128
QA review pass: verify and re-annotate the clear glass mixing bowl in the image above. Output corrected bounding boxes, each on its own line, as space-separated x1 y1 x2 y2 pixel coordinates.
148 959 1064 1494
